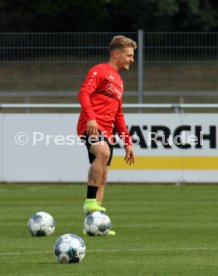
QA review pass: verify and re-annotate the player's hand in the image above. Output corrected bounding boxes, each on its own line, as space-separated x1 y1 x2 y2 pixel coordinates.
124 145 134 165
87 120 98 137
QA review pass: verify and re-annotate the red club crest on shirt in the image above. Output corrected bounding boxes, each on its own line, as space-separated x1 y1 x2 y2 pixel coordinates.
106 84 114 95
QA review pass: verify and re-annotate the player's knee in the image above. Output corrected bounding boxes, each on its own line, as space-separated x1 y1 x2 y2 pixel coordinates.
98 149 110 162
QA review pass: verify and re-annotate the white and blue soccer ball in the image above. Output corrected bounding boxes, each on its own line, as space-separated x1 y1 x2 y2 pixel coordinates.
54 234 86 263
84 211 111 236
28 211 55 237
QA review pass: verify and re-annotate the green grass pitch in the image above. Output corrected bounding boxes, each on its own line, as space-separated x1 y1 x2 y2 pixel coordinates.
1 183 218 275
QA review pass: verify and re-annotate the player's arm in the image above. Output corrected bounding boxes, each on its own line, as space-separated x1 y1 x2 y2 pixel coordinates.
114 100 134 165
78 69 99 136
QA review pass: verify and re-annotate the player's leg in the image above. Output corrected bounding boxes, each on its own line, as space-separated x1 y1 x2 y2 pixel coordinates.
96 166 109 205
88 141 110 187
83 141 110 213
97 167 116 236
83 140 116 236
96 141 113 205
96 146 116 236
87 166 116 236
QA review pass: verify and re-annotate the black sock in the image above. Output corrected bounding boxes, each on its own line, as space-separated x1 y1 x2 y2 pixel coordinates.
87 186 98 199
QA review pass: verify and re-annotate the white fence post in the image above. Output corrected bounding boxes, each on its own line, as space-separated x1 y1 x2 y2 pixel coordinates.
138 30 144 105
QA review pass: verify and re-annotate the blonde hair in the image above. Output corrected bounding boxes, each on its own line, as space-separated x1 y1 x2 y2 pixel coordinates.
109 35 137 52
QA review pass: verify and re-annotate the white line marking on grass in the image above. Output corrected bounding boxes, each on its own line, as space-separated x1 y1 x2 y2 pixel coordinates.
1 247 218 256
88 247 218 253
0 250 51 256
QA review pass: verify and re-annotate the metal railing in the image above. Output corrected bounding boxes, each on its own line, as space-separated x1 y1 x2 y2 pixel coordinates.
0 31 218 104
1 103 218 113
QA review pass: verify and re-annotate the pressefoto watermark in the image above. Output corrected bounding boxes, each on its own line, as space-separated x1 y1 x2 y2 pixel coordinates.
15 132 84 146
14 132 29 146
14 131 204 147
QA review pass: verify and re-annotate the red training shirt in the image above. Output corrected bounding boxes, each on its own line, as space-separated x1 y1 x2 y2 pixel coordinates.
77 63 132 145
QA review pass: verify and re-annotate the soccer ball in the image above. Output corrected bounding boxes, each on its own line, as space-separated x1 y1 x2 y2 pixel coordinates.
84 211 111 236
54 234 86 263
28 211 55 237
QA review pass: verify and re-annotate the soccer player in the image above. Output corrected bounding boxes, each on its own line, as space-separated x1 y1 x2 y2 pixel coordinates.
77 35 137 235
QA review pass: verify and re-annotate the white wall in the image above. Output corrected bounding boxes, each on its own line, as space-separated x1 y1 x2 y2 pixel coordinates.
0 113 218 183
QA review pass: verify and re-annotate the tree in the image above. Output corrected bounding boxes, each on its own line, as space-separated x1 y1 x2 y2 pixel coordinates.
106 0 218 31
0 0 110 31
0 0 217 32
